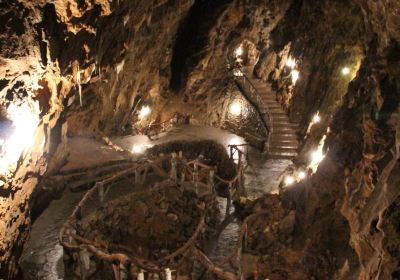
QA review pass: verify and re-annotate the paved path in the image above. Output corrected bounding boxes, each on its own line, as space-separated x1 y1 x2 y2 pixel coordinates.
20 125 291 279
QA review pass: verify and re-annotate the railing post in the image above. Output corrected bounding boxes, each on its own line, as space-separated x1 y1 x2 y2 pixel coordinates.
165 268 172 280
193 161 199 194
170 153 178 182
79 247 91 280
238 148 242 168
137 270 145 280
98 182 104 204
208 169 215 193
226 185 232 217
135 169 140 185
120 263 128 280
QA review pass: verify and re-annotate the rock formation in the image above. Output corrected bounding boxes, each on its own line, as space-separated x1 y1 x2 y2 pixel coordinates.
0 0 399 278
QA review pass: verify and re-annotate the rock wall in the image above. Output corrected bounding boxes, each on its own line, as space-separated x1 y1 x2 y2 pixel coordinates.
0 0 399 278
251 1 400 279
0 0 195 277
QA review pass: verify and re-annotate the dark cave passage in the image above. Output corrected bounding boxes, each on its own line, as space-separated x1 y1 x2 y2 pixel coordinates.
169 0 233 91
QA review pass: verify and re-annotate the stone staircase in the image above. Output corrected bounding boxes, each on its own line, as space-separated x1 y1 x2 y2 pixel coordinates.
247 78 299 159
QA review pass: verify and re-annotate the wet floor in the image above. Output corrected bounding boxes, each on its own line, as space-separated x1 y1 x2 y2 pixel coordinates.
19 126 291 279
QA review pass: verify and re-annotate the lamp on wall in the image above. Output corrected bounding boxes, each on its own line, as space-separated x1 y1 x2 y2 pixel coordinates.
138 105 151 120
229 101 242 116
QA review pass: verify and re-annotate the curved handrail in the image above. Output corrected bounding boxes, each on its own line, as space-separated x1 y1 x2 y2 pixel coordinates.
232 68 272 140
140 112 189 137
60 151 246 279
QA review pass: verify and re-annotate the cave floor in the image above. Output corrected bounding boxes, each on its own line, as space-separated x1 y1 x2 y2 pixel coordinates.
19 125 291 279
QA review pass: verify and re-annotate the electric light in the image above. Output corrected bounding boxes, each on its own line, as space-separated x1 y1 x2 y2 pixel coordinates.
311 149 325 165
233 69 243 77
132 144 144 154
312 113 321 123
341 67 350 75
298 171 306 180
235 46 243 57
229 101 242 116
0 102 39 174
286 57 296 68
138 106 151 120
291 70 299 84
284 175 295 186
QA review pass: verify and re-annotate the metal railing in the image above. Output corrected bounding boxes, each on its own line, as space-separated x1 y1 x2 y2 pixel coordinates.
140 112 189 139
232 68 272 151
60 150 246 280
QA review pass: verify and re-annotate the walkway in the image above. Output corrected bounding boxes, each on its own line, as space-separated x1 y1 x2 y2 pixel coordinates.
248 78 299 159
19 125 290 279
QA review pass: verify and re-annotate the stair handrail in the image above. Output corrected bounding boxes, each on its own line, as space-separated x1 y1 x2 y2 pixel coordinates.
232 67 272 151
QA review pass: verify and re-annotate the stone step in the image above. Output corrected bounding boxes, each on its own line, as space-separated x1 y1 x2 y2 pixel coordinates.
270 133 298 141
273 127 297 134
267 151 298 159
270 138 299 145
268 147 298 154
260 95 277 101
273 122 299 129
260 102 280 108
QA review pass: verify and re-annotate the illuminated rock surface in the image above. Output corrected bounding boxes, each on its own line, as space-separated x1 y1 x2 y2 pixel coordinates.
0 0 399 279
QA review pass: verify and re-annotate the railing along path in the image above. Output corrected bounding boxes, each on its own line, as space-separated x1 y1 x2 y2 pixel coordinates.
232 67 272 151
60 145 250 280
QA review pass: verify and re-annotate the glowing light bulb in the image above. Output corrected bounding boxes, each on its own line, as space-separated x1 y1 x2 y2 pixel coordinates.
311 150 324 164
0 102 39 174
132 144 144 154
341 67 350 75
298 171 306 180
286 57 296 68
235 46 243 57
139 106 151 120
284 176 295 186
229 102 242 116
291 70 299 84
313 114 321 123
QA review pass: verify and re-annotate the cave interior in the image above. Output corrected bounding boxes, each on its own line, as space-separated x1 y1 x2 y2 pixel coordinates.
0 0 399 279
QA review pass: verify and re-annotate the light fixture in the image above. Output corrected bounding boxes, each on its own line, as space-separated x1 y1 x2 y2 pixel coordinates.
286 57 296 69
311 150 325 165
132 144 144 154
235 46 243 57
233 69 243 77
341 67 350 75
138 105 151 120
298 171 306 180
312 113 321 123
284 175 295 186
291 70 300 84
229 101 242 116
0 102 39 174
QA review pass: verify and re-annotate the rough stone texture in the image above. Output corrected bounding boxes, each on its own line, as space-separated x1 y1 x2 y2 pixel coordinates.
0 0 399 278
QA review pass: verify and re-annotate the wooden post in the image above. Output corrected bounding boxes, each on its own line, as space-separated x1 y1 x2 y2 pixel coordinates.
170 153 177 182
165 268 172 280
208 169 215 193
98 182 104 204
226 185 232 217
79 248 91 280
120 263 128 280
238 149 242 168
137 270 145 280
135 169 140 184
193 162 199 194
